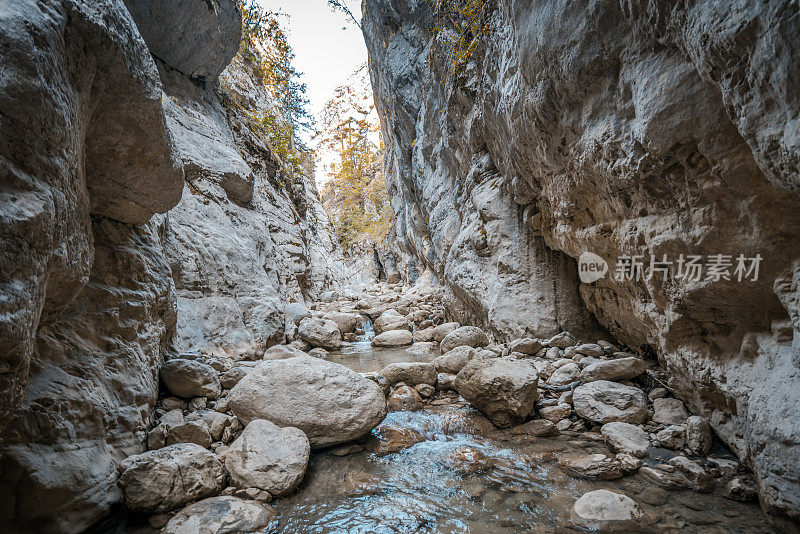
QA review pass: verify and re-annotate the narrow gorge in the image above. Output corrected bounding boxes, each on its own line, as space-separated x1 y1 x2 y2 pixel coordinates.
0 0 798 532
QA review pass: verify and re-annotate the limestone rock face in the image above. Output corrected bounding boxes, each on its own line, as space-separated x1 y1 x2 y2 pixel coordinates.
223 420 310 497
123 0 242 80
455 357 539 428
227 356 387 448
364 0 800 521
118 443 226 513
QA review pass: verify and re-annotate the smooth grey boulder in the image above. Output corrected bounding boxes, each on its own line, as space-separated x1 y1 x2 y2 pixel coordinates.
432 322 460 343
686 416 713 456
433 346 478 374
223 420 310 496
372 329 413 347
652 398 689 425
297 318 342 350
160 359 222 400
373 314 411 335
323 311 362 334
163 496 278 534
455 357 539 428
508 338 543 355
380 362 437 386
601 422 650 458
227 356 387 448
570 489 646 530
440 326 490 354
580 357 647 382
123 0 242 80
573 381 648 424
118 443 226 513
547 362 581 386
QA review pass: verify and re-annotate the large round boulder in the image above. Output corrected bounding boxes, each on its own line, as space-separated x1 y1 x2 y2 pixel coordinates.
440 326 489 354
160 359 221 399
118 443 226 513
371 329 413 347
163 496 278 534
570 489 646 530
573 381 648 424
297 318 342 350
432 346 478 374
455 357 539 428
380 362 437 386
227 356 387 448
223 420 309 496
373 314 411 335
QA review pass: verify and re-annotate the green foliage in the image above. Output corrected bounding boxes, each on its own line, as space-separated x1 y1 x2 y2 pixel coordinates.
428 0 492 83
224 1 314 183
318 78 391 247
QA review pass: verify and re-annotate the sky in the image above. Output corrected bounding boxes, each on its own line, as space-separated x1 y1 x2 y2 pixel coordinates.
256 0 370 186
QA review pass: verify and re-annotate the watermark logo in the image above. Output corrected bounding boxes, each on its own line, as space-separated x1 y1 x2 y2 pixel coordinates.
577 251 762 284
578 251 609 283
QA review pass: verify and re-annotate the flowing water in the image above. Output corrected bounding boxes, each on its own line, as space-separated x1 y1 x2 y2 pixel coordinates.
106 320 776 533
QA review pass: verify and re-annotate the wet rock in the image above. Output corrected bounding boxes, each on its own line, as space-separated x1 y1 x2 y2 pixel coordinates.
162 496 277 534
436 373 457 391
372 329 413 347
406 341 438 355
571 489 646 530
601 422 649 458
387 385 423 412
669 456 714 492
455 357 539 428
685 416 713 456
366 425 425 455
580 357 647 383
508 419 559 437
373 314 411 335
322 311 361 334
381 362 437 386
547 362 581 386
433 346 478 374
161 359 222 400
432 322 460 343
223 420 309 496
651 398 689 425
446 447 494 474
557 453 623 480
228 356 387 448
539 404 571 423
118 443 226 513
508 338 543 355
573 381 648 424
297 318 342 350
440 326 490 354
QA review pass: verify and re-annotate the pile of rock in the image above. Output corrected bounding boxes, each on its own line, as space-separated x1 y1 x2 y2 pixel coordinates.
118 349 387 528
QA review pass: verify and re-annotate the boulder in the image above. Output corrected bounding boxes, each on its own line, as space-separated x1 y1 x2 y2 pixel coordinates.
440 326 490 354
575 343 604 357
387 385 424 412
538 403 571 423
323 311 362 334
223 420 309 496
118 443 226 513
380 362 437 386
654 425 686 449
570 490 646 530
601 422 649 458
508 419 559 437
580 357 647 382
547 362 581 386
186 410 239 443
297 318 342 350
432 322 460 342
557 453 623 480
220 367 249 389
669 456 714 492
455 357 539 428
160 359 222 400
573 381 648 424
162 496 277 534
366 425 425 455
547 332 575 349
227 356 387 448
432 346 478 374
436 373 457 390
373 314 411 335
405 341 438 355
165 420 213 448
508 337 543 355
686 416 713 456
372 329 413 347
651 398 689 425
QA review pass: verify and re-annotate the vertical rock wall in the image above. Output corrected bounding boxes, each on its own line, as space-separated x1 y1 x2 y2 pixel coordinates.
364 0 800 524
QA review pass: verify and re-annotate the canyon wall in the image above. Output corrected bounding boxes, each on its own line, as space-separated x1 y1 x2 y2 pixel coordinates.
0 0 345 531
363 0 800 525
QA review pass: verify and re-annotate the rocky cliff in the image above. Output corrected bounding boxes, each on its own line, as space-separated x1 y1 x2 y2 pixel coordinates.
0 0 345 531
364 0 800 525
